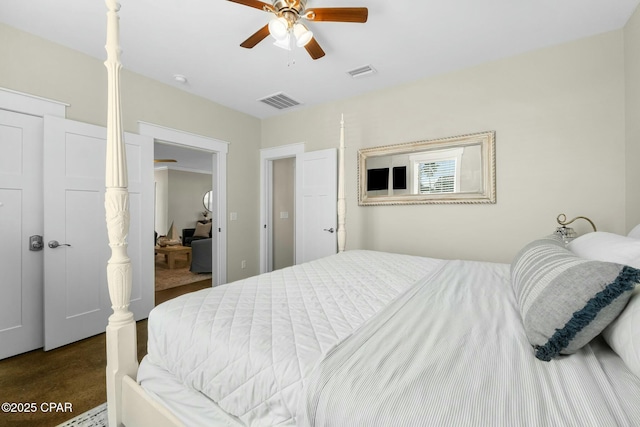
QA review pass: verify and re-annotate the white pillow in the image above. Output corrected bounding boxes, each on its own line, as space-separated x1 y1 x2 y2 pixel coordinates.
568 231 640 378
629 224 640 239
567 231 640 269
602 288 640 378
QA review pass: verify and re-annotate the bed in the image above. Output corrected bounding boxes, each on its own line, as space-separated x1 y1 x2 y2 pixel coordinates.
136 248 640 427
102 2 640 426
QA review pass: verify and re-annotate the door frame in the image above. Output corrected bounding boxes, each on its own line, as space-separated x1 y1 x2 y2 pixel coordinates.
259 143 305 273
138 122 228 285
0 88 68 118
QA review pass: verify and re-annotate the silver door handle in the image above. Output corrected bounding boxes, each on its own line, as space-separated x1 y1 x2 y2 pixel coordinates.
323 228 335 233
48 240 71 248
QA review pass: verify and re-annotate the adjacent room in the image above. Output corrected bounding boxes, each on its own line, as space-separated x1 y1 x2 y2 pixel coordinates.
153 142 215 290
1 0 640 426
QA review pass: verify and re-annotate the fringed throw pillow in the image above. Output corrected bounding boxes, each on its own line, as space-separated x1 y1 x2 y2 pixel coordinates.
511 235 640 361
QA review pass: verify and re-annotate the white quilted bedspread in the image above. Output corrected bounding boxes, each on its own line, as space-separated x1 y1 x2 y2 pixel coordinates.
144 250 442 426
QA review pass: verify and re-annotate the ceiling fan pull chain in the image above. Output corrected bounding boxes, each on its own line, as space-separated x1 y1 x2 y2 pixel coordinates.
287 49 296 67
286 32 296 67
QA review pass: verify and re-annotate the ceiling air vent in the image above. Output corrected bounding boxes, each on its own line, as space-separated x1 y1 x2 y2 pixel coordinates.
258 92 302 110
347 64 376 78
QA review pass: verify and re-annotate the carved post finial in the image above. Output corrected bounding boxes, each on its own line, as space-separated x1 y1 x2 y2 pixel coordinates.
104 2 138 426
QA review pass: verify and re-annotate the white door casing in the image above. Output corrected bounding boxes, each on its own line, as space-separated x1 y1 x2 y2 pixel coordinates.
0 110 44 359
259 143 305 273
295 148 338 264
138 122 228 286
43 116 154 350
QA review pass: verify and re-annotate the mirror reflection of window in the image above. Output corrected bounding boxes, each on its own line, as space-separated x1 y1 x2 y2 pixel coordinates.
358 130 496 205
409 147 463 195
416 160 456 194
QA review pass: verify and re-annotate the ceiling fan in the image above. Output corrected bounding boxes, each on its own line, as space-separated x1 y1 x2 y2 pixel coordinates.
228 0 368 60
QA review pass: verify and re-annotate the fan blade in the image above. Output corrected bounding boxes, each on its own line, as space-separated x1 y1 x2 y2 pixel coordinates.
227 0 275 13
304 37 326 60
240 24 270 48
304 7 368 23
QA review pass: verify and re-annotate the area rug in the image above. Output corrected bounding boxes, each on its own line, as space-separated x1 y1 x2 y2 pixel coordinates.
155 253 212 291
56 403 107 426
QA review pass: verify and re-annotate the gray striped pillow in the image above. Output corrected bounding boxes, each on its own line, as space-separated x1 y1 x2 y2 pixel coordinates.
511 235 640 361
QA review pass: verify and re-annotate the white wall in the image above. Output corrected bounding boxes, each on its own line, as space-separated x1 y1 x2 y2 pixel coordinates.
625 6 640 230
261 30 628 264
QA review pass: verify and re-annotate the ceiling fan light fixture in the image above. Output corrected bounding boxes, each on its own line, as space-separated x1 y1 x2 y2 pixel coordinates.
273 32 292 50
268 17 289 41
293 23 313 47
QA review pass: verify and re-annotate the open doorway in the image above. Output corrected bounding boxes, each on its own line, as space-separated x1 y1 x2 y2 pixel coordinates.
260 143 304 273
271 157 295 271
140 122 228 288
260 143 338 273
154 141 214 295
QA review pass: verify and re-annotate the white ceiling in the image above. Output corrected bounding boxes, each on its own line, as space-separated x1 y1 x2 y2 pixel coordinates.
153 141 213 172
2 0 638 121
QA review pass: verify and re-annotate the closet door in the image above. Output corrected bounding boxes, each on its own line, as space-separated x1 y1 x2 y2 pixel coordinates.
0 110 44 359
43 116 154 350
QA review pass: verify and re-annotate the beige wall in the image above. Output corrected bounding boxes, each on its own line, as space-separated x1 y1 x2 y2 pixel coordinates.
262 31 628 263
0 23 262 281
154 169 169 235
272 158 295 270
625 6 640 231
166 170 212 240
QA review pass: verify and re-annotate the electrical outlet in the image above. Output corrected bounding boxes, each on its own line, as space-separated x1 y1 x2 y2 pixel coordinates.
241 260 246 269
230 212 238 221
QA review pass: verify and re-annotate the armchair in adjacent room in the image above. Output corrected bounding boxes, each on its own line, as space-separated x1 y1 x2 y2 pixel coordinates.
190 238 212 274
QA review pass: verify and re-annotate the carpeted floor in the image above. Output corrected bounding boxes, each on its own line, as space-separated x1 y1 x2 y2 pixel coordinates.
155 253 212 290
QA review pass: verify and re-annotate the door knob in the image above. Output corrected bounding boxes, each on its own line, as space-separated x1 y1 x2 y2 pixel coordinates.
323 228 335 233
48 240 71 249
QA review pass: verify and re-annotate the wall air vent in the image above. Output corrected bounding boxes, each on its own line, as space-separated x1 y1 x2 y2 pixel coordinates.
347 64 376 78
258 92 302 110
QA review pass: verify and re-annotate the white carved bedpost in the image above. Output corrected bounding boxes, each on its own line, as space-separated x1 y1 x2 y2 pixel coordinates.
104 1 138 426
337 114 346 252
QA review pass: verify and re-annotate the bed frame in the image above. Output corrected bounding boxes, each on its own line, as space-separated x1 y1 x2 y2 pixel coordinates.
103 1 346 425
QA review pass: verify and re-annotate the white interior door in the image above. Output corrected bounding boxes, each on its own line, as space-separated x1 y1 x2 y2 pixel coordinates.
295 148 337 264
43 116 154 350
0 110 44 359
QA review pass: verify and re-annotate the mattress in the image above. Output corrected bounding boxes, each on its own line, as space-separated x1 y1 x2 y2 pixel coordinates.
139 250 444 426
299 259 640 426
